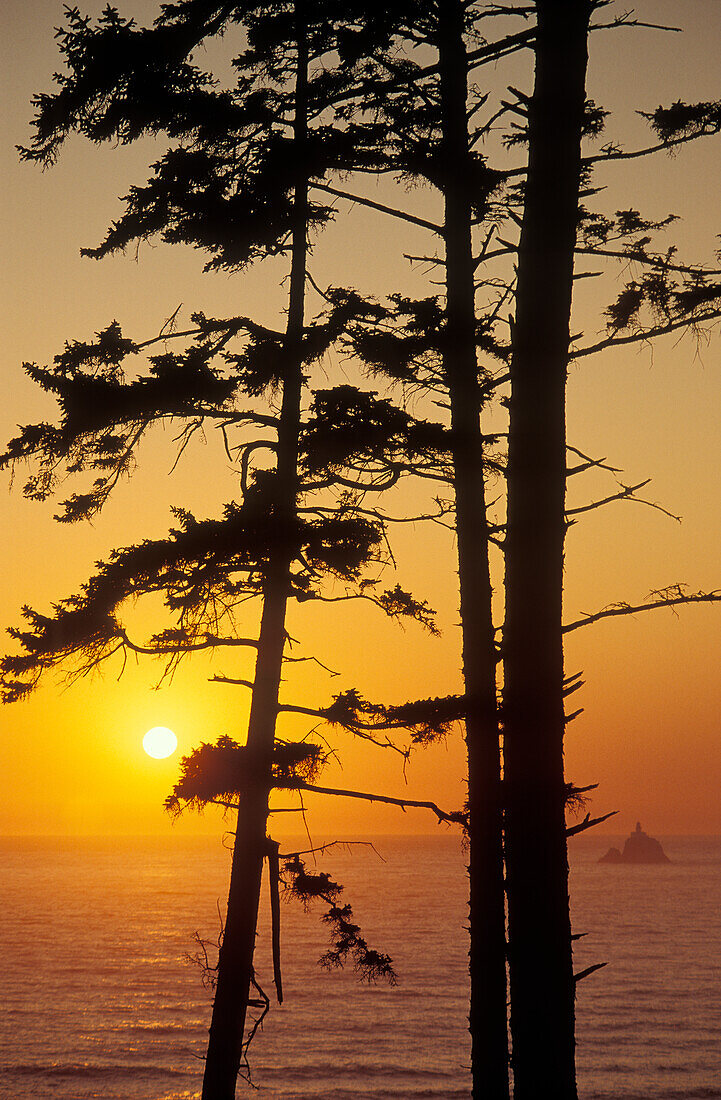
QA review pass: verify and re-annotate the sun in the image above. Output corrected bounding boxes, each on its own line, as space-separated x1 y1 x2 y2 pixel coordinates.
143 726 178 759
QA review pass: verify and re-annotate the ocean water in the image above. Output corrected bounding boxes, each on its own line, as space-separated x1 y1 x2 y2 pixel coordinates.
0 833 719 1099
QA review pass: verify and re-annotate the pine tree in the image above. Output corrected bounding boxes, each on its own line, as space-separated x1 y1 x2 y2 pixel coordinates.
2 3 448 1095
501 4 592 1096
319 6 721 1097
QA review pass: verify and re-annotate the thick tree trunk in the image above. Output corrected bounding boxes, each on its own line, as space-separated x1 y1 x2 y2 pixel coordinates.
438 4 509 1097
502 3 591 1098
201 16 309 1099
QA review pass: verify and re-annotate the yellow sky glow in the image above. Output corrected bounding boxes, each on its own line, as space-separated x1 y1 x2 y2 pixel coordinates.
1 0 720 838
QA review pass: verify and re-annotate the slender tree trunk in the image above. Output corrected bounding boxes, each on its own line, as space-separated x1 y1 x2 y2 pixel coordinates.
437 4 509 1096
502 3 591 1097
201 15 309 1099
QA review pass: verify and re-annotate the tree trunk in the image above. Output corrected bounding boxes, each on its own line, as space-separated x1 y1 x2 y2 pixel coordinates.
502 3 591 1098
201 14 309 1098
437 4 509 1097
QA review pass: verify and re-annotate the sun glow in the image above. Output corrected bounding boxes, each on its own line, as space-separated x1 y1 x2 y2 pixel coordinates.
143 727 178 759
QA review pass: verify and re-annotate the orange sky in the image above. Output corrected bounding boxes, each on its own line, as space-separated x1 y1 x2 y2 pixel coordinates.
1 0 720 837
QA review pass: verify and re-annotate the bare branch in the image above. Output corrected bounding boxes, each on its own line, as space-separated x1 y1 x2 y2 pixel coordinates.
573 962 608 983
281 652 340 676
566 811 618 837
310 181 443 235
566 445 621 476
211 675 255 690
279 839 386 862
563 586 721 633
294 780 462 826
467 27 537 72
566 479 681 523
267 839 283 1004
591 15 681 33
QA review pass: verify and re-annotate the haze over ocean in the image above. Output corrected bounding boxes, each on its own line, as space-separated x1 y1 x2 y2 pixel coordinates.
1 833 718 1099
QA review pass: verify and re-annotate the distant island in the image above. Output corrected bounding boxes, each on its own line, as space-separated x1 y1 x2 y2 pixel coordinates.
599 822 671 864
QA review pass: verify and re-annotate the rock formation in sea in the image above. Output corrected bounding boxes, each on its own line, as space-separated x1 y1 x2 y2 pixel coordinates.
599 821 671 864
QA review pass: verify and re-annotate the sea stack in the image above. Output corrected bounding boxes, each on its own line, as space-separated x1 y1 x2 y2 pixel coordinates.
599 821 671 864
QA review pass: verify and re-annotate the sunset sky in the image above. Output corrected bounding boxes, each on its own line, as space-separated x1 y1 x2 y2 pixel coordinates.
1 0 720 838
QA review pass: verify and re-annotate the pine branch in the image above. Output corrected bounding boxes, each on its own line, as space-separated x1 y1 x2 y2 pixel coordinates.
574 246 721 278
571 307 721 359
582 129 717 168
277 701 409 757
118 628 259 656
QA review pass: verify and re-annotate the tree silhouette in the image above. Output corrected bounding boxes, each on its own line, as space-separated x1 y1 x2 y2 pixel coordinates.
5 3 721 1099
501 5 592 1096
501 5 721 1097
315 5 721 1097
2 2 452 1096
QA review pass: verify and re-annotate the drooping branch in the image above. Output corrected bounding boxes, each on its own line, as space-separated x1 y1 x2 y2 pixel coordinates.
297 583 440 636
281 853 396 984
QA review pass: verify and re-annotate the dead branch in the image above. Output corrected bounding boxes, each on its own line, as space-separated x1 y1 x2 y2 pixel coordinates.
239 974 270 1084
267 839 283 1004
574 962 608 983
566 479 681 523
211 675 256 690
563 586 721 633
281 652 340 676
310 181 443 235
566 445 621 476
279 839 386 863
566 810 618 837
294 780 461 826
591 12 681 33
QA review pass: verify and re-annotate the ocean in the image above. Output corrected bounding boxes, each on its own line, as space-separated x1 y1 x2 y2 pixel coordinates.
0 834 718 1099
